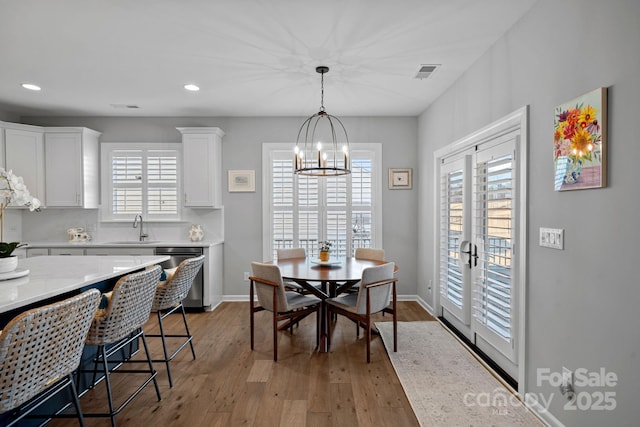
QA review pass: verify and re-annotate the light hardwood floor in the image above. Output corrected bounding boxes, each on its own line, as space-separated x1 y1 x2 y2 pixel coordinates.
53 301 434 427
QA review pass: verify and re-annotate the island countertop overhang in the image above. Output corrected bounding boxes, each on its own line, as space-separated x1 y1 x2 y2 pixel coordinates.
0 255 169 314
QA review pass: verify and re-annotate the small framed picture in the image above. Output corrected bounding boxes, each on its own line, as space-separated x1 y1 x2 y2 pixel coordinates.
228 170 255 192
388 168 413 190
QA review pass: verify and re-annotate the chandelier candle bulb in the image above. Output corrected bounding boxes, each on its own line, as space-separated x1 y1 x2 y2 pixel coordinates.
343 146 348 169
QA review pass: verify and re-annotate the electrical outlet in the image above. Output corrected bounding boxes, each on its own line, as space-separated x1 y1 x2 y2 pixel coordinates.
539 227 564 250
243 272 250 282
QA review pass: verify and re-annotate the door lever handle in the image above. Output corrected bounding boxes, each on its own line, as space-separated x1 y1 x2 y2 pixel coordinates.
459 240 472 269
459 241 478 269
471 243 478 267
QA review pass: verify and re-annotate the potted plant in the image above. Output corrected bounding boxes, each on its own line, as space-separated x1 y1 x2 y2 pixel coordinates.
0 168 41 272
319 241 332 262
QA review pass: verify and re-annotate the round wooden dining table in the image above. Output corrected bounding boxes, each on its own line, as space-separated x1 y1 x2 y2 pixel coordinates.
269 256 397 352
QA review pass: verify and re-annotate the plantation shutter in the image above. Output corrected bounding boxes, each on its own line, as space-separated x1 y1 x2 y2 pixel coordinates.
326 175 348 257
472 149 515 347
147 151 178 215
272 158 295 261
107 145 180 220
351 157 373 252
439 155 471 324
265 144 381 260
112 150 143 215
298 174 320 256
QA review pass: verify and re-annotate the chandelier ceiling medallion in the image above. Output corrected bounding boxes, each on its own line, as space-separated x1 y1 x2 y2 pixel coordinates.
294 66 350 176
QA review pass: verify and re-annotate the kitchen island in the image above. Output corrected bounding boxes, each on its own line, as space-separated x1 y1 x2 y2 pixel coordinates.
0 255 171 426
21 240 223 311
0 255 169 318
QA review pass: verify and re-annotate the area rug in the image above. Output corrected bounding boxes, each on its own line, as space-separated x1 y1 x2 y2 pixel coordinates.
376 321 541 426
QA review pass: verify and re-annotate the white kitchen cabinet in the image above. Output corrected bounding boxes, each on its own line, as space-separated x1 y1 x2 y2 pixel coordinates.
177 127 225 208
1 122 45 204
44 127 101 208
26 248 49 257
203 243 223 310
50 248 85 256
85 247 154 256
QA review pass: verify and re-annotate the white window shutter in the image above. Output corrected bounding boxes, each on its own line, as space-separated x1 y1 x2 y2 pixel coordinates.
104 144 181 220
265 144 381 260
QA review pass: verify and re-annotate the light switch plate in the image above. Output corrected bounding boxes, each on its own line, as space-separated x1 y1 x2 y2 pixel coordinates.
539 227 564 250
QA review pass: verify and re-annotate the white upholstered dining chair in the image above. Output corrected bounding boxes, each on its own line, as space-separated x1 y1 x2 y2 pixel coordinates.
343 247 386 298
354 247 385 261
250 262 322 361
326 262 397 363
276 248 309 293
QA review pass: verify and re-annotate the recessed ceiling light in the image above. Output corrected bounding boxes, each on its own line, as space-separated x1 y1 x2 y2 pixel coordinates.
21 83 41 91
110 104 140 109
184 84 200 92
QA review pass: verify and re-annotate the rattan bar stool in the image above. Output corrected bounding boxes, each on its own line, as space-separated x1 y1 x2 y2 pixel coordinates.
146 255 205 387
82 265 163 427
0 289 101 427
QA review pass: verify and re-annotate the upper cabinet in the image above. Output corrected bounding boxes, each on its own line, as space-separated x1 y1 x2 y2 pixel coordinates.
44 127 101 208
1 122 45 205
177 127 225 208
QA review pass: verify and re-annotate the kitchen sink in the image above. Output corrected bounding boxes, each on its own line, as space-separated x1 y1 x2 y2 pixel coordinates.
104 240 162 245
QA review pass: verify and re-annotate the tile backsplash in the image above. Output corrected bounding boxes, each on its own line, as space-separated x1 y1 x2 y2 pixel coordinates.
19 207 223 243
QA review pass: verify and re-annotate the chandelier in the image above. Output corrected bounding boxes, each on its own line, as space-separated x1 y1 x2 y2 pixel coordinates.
294 66 350 176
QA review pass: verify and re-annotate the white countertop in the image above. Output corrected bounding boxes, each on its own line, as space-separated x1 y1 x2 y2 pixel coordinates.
24 239 223 249
0 255 169 314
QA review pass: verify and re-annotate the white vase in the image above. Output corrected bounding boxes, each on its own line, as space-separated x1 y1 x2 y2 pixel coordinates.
0 255 18 273
189 224 204 242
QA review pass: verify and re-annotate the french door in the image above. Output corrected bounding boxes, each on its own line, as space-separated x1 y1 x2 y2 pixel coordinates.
438 128 523 379
439 154 472 325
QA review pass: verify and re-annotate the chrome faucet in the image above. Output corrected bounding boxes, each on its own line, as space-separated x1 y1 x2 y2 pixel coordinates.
133 214 149 241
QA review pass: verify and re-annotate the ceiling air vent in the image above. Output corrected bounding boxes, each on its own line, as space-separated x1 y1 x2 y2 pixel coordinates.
110 104 140 109
414 64 439 79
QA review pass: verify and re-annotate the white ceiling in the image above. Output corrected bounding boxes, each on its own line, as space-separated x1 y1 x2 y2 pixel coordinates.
0 0 536 118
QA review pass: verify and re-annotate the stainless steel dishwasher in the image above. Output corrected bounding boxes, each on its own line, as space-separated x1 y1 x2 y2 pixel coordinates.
154 247 204 310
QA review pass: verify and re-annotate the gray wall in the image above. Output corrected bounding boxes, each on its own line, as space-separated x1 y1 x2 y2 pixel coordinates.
23 116 419 298
0 108 19 122
417 0 639 425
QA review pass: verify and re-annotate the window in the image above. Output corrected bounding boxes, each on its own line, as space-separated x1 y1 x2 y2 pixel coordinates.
101 143 181 220
262 143 382 261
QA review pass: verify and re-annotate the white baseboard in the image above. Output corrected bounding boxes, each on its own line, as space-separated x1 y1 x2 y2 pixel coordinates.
524 396 562 427
223 295 250 302
413 295 435 316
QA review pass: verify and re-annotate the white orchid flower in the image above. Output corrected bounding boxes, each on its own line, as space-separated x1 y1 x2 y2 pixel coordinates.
0 169 41 246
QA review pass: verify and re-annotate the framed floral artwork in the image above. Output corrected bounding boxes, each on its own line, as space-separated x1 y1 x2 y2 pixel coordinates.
553 87 607 191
